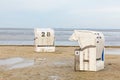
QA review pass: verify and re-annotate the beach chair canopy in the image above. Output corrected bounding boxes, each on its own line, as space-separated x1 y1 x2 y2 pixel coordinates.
69 30 104 49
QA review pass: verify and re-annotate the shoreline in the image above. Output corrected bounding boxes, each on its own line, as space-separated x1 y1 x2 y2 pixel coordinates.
0 45 120 48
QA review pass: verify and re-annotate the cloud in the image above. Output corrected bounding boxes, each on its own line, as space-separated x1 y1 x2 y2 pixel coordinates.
68 5 120 19
0 0 120 28
0 0 69 12
1 0 120 13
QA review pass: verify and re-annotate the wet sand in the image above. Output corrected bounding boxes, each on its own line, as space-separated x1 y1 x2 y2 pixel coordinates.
0 46 120 80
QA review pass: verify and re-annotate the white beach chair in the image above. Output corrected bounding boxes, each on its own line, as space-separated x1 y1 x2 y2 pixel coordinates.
34 28 55 52
69 30 105 71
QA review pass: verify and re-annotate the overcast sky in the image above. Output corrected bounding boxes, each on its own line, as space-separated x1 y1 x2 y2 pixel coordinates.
0 0 120 29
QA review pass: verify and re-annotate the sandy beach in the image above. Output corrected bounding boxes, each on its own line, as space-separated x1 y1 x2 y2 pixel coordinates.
0 46 120 80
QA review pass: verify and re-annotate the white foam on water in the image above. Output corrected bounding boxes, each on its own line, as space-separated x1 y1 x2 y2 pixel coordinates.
9 60 34 70
0 57 24 65
105 48 120 55
0 57 34 70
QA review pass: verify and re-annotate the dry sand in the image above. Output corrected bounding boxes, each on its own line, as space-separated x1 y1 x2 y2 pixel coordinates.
0 46 120 80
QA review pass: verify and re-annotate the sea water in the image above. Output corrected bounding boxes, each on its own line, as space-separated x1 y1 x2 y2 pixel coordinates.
0 28 120 46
